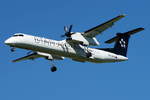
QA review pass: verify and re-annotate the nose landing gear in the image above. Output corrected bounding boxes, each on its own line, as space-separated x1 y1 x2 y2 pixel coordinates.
50 66 57 72
49 60 58 72
10 47 16 52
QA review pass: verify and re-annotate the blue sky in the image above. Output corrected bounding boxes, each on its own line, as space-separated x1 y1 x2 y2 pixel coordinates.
0 0 150 100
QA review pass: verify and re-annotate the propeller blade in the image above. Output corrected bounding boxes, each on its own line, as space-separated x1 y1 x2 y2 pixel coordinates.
68 25 73 33
61 25 73 38
64 26 68 33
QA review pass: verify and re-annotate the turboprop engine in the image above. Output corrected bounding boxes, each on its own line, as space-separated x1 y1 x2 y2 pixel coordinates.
68 32 100 46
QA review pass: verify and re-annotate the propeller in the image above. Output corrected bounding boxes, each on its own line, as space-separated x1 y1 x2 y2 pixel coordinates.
61 25 73 38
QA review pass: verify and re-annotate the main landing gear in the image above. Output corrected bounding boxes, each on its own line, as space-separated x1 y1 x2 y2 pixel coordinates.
49 61 58 72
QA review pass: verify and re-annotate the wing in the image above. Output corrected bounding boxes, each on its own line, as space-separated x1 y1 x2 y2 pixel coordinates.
83 14 126 37
12 52 64 62
12 52 40 62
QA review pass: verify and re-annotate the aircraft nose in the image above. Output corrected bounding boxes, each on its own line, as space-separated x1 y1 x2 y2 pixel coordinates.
4 38 13 45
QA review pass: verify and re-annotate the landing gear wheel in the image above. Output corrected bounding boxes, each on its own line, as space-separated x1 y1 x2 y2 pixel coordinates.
10 47 15 52
50 66 57 72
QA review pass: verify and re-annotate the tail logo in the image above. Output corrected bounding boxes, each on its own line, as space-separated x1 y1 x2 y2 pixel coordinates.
119 38 126 48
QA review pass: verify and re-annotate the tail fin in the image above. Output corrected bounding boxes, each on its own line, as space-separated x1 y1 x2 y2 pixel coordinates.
105 28 144 57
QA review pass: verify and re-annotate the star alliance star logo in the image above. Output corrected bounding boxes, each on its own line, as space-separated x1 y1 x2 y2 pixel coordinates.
119 39 126 48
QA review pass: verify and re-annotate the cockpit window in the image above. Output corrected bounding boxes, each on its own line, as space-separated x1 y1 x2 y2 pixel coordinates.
13 34 24 37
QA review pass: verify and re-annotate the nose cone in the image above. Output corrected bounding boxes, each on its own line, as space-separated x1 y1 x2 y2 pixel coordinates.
4 38 14 45
5 39 10 44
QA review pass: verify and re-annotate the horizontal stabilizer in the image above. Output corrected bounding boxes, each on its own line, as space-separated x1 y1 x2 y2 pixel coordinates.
105 27 144 44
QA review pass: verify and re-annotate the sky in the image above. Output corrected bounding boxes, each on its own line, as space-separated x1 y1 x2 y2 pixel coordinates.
0 0 150 100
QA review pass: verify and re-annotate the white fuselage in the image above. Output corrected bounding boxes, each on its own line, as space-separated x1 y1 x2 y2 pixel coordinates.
5 34 128 63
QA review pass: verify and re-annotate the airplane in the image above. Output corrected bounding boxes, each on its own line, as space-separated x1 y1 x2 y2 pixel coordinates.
4 14 144 72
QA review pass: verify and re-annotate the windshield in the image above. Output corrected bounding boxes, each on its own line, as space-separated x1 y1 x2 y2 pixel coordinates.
13 34 24 37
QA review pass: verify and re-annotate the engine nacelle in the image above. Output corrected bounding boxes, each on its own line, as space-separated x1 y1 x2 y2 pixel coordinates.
70 32 100 46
